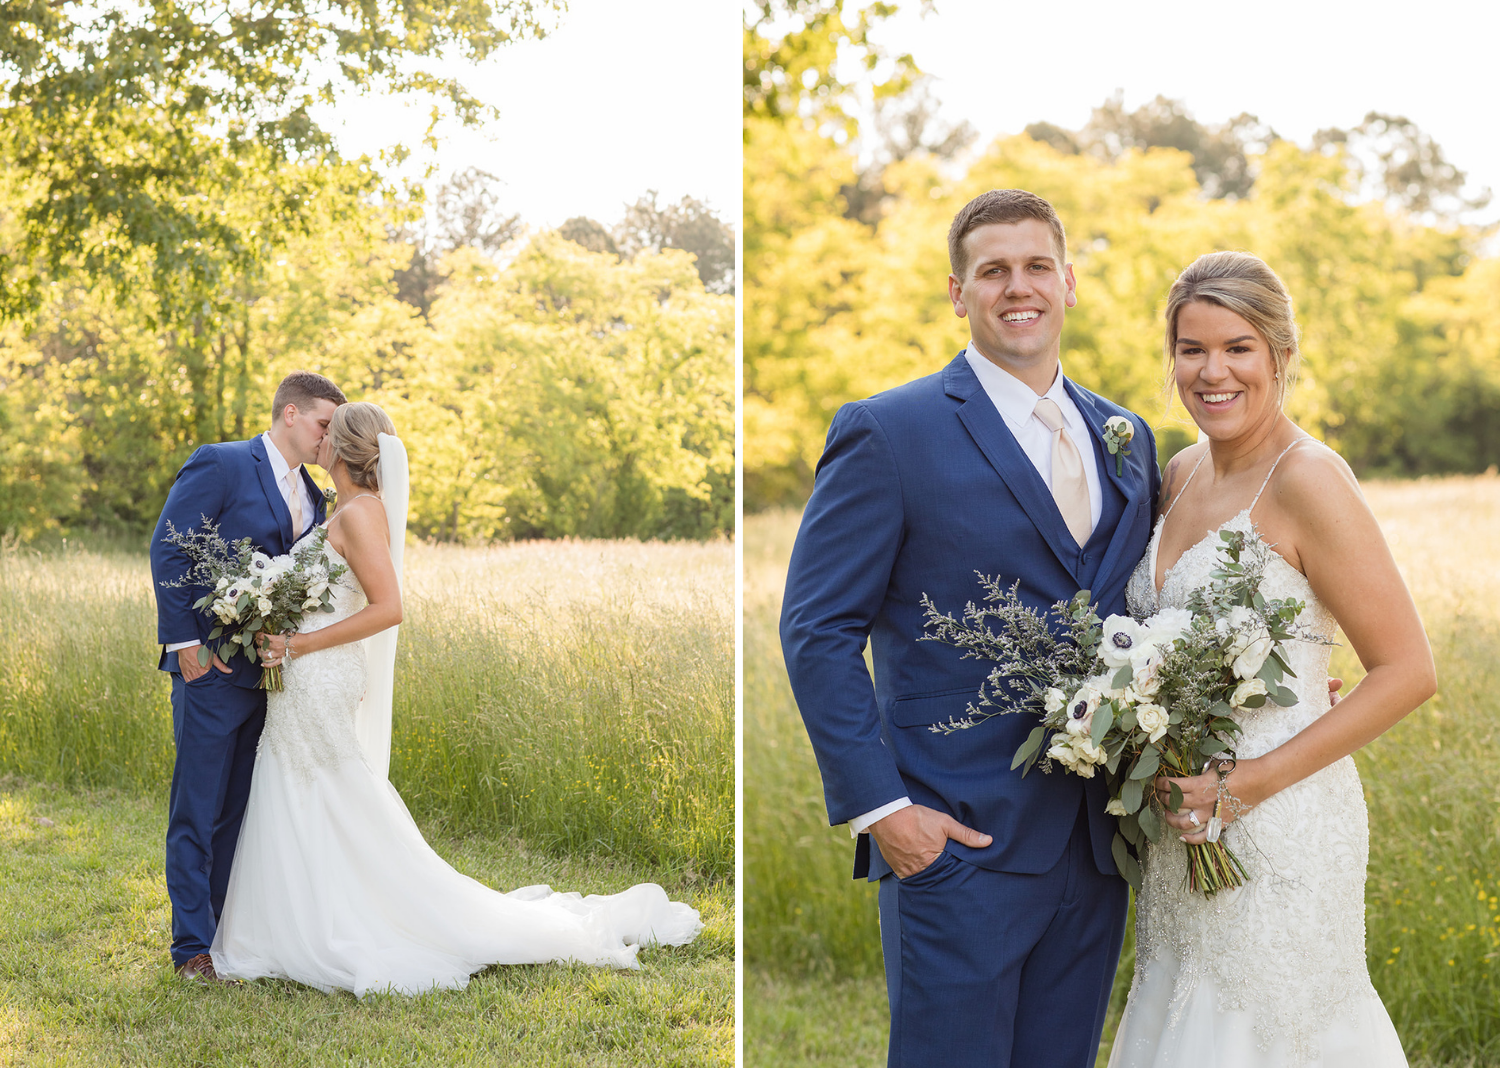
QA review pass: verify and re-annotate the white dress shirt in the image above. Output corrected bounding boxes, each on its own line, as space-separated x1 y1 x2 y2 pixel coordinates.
165 433 312 655
847 346 1104 837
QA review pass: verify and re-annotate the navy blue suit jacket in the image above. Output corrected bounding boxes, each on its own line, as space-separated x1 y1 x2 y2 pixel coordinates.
150 435 327 689
780 353 1160 881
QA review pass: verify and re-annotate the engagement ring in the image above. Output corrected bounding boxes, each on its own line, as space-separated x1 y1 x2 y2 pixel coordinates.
1187 811 1202 828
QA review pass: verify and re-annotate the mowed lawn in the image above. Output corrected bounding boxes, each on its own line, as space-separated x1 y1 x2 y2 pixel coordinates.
0 538 733 1066
743 476 1500 1068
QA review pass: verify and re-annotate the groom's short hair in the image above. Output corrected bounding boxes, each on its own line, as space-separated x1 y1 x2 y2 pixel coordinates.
273 371 347 421
948 189 1068 281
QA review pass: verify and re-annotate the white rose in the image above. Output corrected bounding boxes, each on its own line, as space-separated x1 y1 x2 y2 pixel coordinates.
302 597 320 610
1220 607 1273 680
1106 797 1129 817
1230 677 1269 709
215 576 231 592
1048 733 1080 770
256 596 273 615
1129 648 1163 698
1100 615 1149 668
211 599 239 624
1134 703 1170 743
1144 607 1193 649
1068 737 1106 777
1065 686 1102 736
308 580 329 599
1104 415 1133 441
1043 687 1066 714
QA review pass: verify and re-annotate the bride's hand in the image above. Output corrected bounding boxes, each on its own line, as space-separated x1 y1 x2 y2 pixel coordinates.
1155 759 1267 845
257 632 289 667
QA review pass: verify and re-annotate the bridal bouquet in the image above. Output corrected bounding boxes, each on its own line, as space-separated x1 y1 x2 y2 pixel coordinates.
921 530 1320 896
159 518 347 690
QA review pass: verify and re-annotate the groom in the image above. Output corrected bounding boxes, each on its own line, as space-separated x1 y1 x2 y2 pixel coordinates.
781 190 1158 1066
150 371 346 982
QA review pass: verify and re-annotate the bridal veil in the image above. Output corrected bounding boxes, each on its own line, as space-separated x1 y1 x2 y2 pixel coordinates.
354 432 408 779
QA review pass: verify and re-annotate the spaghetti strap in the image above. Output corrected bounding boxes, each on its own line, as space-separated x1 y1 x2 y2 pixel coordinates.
1162 448 1210 520
1248 438 1310 514
328 492 382 527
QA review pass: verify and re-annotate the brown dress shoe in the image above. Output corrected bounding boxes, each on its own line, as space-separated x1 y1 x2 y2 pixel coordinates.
175 953 237 985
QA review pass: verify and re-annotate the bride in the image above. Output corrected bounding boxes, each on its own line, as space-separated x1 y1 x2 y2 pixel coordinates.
1109 252 1435 1066
209 401 702 995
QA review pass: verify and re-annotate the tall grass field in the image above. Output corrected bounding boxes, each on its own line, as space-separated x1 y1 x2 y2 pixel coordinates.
0 536 732 1065
744 476 1500 1068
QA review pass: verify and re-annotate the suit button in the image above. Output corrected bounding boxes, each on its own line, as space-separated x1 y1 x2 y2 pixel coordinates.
1081 553 1091 564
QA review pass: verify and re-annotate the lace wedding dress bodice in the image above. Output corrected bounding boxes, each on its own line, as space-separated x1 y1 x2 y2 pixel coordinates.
257 540 369 778
211 527 702 996
1108 444 1406 1068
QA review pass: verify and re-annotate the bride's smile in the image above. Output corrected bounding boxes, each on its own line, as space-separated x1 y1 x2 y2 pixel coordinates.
1172 300 1280 441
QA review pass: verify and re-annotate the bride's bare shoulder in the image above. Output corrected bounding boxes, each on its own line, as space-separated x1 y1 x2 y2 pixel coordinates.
329 495 390 557
1270 438 1366 526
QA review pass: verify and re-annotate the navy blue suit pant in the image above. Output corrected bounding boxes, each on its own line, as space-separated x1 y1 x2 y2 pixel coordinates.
879 800 1129 1068
165 666 265 965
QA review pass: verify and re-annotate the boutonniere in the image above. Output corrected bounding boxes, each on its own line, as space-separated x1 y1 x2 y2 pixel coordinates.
322 486 337 507
1102 416 1134 476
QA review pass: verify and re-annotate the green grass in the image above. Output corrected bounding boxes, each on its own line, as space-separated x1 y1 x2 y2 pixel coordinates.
0 778 732 1066
743 476 1500 1067
0 537 732 880
0 536 732 1064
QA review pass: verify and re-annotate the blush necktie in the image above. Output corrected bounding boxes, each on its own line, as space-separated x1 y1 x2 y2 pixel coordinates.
1033 398 1092 547
285 470 303 537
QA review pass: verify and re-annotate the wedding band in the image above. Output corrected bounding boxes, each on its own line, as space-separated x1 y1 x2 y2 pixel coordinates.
1187 811 1202 828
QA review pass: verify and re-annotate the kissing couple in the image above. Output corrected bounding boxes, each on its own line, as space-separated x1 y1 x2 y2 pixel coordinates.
781 190 1433 1066
150 372 701 993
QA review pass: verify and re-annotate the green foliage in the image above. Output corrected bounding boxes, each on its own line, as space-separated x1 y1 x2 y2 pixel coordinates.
744 84 1500 508
0 212 733 542
0 0 556 326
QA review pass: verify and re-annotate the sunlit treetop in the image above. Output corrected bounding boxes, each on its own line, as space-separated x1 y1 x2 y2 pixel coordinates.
0 0 562 326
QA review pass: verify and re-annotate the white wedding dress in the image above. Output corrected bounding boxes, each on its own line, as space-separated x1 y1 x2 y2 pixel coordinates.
210 533 702 996
1109 444 1406 1067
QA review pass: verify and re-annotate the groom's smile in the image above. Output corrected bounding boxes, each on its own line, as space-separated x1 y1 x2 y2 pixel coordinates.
948 218 1077 393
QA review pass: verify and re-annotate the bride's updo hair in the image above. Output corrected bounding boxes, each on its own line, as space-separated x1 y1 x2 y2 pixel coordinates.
327 401 397 491
1164 251 1301 408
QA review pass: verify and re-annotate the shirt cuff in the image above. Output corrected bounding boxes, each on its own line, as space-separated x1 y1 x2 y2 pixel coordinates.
848 797 912 838
164 640 201 653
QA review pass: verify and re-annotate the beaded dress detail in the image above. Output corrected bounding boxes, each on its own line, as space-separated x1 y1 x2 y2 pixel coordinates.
1108 442 1406 1068
210 527 702 996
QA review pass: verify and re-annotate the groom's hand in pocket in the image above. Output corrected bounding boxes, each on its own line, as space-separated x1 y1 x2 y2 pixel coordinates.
179 645 231 683
870 805 992 879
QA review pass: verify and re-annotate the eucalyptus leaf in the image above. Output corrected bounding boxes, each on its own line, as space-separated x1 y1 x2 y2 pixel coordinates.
1112 665 1134 690
1012 725 1046 771
1168 781 1184 813
1112 834 1141 890
1129 746 1160 781
1138 804 1163 842
1090 705 1114 748
1121 776 1144 814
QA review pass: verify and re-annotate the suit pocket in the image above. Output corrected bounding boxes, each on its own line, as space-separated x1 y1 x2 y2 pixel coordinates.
890 686 981 728
895 847 958 886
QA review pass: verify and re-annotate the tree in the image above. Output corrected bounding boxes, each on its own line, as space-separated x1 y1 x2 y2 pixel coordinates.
1071 93 1277 201
0 0 556 324
614 193 736 294
1313 112 1492 220
557 217 620 256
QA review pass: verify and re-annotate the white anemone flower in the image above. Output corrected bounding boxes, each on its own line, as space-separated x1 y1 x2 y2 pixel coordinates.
1100 615 1149 668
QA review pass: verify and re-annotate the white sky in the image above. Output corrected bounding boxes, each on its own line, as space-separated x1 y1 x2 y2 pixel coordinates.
321 0 741 230
868 0 1500 227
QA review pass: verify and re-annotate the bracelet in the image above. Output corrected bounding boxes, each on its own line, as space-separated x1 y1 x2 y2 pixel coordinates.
1206 758 1252 843
285 634 297 662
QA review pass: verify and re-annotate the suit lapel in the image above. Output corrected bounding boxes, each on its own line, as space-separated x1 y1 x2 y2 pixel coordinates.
945 356 1079 579
251 434 296 549
1065 379 1150 587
